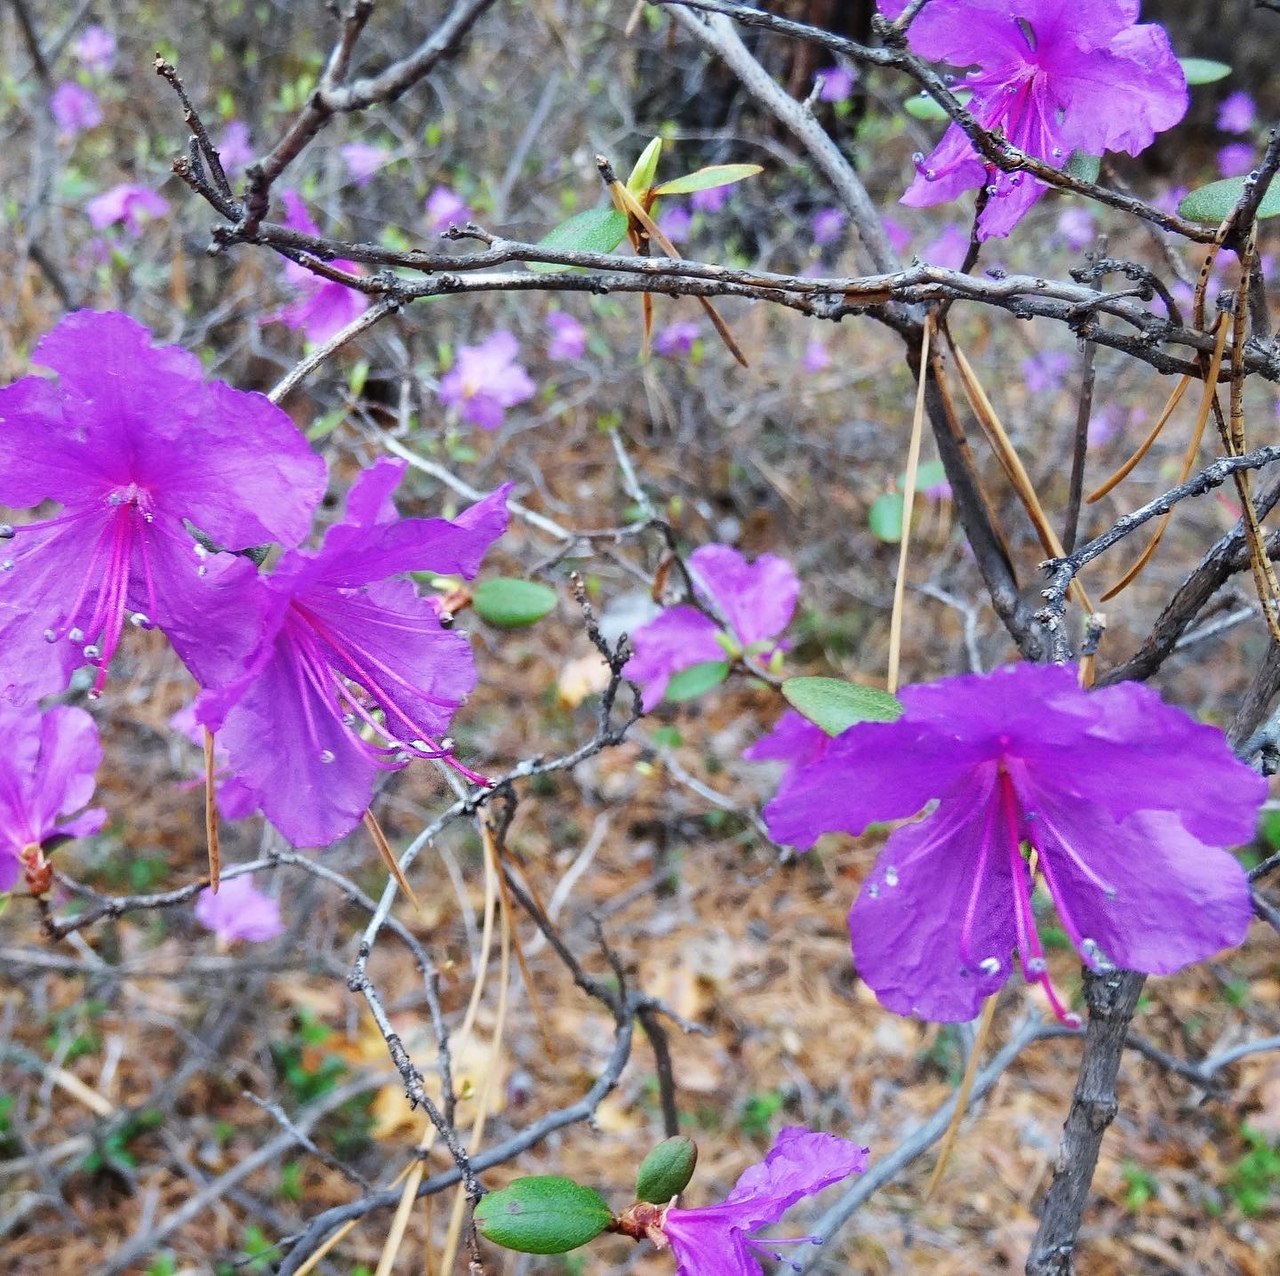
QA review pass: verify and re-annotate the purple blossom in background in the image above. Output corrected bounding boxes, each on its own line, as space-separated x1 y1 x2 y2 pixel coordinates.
195 459 509 848
691 184 730 214
51 82 102 137
880 0 1187 239
195 874 285 945
217 120 254 176
921 223 969 270
0 311 325 704
170 704 259 821
438 331 537 429
340 141 390 187
1217 89 1256 135
1022 350 1073 395
627 544 799 710
760 663 1262 1023
810 206 846 247
803 338 831 373
73 25 116 75
815 63 857 103
1217 142 1256 179
882 216 912 256
658 202 693 243
86 183 169 236
265 191 369 344
652 321 701 359
657 1127 869 1275
1055 205 1096 252
1088 404 1123 449
425 185 472 234
0 704 104 893
546 311 587 361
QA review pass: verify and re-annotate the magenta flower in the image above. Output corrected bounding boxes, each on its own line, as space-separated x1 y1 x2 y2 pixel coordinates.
0 704 104 892
760 663 1262 1023
546 311 587 361
170 704 258 821
265 191 369 344
920 223 969 269
51 82 102 137
195 873 284 944
1021 350 1073 395
0 310 326 704
194 459 509 848
1217 142 1256 179
816 64 857 103
425 185 473 235
658 202 693 243
881 0 1187 239
690 185 730 214
652 321 701 359
656 1127 868 1275
802 338 831 373
340 141 390 187
1217 89 1256 135
627 545 799 710
1055 205 1096 251
744 710 832 816
882 216 912 255
73 25 116 75
437 331 536 430
86 183 169 236
810 206 846 246
217 120 254 176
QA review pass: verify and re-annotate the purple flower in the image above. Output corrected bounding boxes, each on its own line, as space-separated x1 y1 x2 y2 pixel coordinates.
881 0 1187 239
882 216 913 255
744 710 832 817
73 25 116 75
1217 142 1256 179
425 185 473 235
657 1127 868 1275
1087 404 1122 449
810 206 846 247
691 185 730 214
340 141 390 187
86 183 169 236
0 704 104 892
802 338 831 373
546 311 587 361
216 120 254 176
1021 350 1073 395
921 223 970 270
438 331 536 430
760 663 1262 1023
170 704 259 821
658 202 693 243
195 873 284 944
1055 205 1096 252
652 321 701 359
51 82 102 138
1217 90 1256 135
816 64 857 103
627 544 799 710
265 191 369 344
194 459 509 848
0 310 326 704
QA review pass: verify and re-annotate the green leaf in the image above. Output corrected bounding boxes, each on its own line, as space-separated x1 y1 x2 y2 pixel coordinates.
1179 57 1231 86
1178 177 1280 224
473 578 558 628
868 491 904 543
636 1137 698 1203
1064 152 1101 183
781 676 903 736
627 137 664 196
474 1177 612 1255
664 660 730 702
650 164 763 197
911 459 948 493
903 89 970 120
532 207 629 272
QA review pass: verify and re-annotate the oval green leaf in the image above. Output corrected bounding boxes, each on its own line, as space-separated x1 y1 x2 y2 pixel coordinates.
474 1176 612 1255
903 89 970 121
627 137 664 196
532 207 629 272
636 1137 698 1204
650 163 763 197
868 491 904 543
473 578 558 628
1178 176 1280 224
911 459 948 493
1179 57 1231 86
1064 152 1101 184
781 676 903 737
664 660 730 702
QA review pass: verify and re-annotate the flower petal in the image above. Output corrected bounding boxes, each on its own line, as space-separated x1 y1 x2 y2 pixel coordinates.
689 545 799 648
626 607 726 711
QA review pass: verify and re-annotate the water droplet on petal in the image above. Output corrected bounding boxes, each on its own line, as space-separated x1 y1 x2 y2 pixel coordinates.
130 612 153 630
884 866 899 887
319 749 335 764
68 627 85 643
866 883 880 900
924 168 938 181
979 956 1002 976
0 524 14 539
985 183 999 195
0 559 13 572
83 644 101 662
1051 147 1064 158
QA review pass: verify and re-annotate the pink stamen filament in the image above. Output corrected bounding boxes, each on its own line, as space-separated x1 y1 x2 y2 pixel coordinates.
958 767 1001 969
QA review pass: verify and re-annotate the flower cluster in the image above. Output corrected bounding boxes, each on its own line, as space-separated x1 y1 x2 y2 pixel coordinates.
0 311 508 858
752 663 1262 1022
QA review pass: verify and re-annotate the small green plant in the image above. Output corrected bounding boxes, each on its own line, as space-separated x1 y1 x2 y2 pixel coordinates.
1121 1161 1159 1211
1225 1127 1280 1217
738 1091 784 1140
